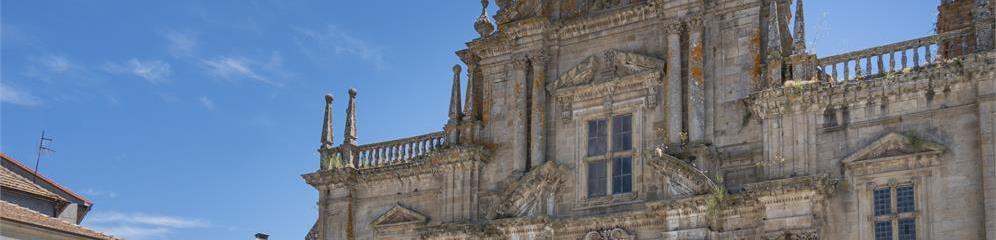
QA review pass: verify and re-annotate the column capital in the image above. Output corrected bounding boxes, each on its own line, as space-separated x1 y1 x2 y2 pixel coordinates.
686 16 703 31
663 21 685 34
528 50 550 66
512 54 530 69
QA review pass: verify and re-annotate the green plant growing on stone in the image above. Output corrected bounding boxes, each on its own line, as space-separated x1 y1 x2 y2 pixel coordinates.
325 154 346 169
705 173 728 221
906 131 925 151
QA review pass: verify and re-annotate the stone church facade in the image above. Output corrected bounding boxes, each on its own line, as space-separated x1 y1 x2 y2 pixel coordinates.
303 0 996 239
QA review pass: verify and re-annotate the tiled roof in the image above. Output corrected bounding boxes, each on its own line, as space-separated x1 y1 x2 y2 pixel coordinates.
0 153 92 206
1 164 65 201
0 201 118 240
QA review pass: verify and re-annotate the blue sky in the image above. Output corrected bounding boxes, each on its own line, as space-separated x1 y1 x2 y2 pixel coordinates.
1 1 938 239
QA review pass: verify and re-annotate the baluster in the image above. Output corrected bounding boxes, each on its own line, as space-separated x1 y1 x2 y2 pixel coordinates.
843 61 850 80
925 44 933 64
865 56 872 75
854 59 862 79
832 64 838 81
394 145 401 162
901 50 908 70
912 45 920 68
876 54 884 75
889 52 896 73
387 146 393 163
405 143 412 161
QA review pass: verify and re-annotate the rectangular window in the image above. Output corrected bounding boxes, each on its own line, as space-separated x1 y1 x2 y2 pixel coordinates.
873 188 891 216
612 115 632 152
874 221 893 240
587 160 607 198
896 185 915 213
898 218 916 240
611 157 632 194
587 119 608 156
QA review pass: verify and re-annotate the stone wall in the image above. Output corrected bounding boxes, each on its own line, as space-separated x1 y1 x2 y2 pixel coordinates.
303 0 996 239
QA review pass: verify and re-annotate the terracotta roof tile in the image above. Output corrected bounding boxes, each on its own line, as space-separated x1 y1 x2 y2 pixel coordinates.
0 201 118 240
1 165 65 201
1 153 92 206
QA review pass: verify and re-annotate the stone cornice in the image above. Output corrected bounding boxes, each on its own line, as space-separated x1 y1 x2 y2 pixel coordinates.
302 144 491 186
743 174 839 201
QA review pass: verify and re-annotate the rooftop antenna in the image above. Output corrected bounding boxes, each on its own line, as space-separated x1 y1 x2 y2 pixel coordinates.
33 130 55 183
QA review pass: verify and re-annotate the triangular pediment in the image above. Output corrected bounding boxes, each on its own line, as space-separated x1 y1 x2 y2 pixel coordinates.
842 132 946 165
552 50 664 90
370 203 427 227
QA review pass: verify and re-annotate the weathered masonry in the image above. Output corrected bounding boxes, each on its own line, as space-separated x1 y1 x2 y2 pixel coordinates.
303 0 996 239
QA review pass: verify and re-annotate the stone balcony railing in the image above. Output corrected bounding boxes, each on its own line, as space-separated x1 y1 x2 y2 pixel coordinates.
817 28 972 81
322 131 447 170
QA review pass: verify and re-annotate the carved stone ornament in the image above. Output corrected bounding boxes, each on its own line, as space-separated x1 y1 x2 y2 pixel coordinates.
371 203 428 233
841 132 946 176
582 227 635 240
551 49 664 90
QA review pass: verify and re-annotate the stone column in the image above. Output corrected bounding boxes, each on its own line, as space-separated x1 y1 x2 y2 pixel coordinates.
686 18 705 143
529 51 549 168
512 55 531 173
976 0 994 52
664 22 684 144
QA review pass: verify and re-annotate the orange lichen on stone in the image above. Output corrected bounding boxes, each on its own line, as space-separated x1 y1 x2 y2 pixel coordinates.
750 31 762 90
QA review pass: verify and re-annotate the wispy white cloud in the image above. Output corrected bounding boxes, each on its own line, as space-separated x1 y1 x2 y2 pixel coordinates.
103 59 172 84
162 30 197 58
293 24 386 69
0 82 43 107
202 53 286 87
87 211 209 240
25 55 89 82
198 96 216 110
82 188 118 199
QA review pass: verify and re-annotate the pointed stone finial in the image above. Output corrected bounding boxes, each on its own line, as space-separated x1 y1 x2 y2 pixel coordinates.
343 88 358 146
474 0 495 37
463 67 477 121
766 0 784 59
792 0 806 54
321 93 335 149
449 65 463 122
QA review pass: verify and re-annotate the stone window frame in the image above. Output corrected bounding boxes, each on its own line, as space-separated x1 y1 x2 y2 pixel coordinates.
860 178 927 240
575 102 645 208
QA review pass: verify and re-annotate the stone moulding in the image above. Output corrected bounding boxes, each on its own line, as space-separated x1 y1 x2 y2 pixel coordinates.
370 203 429 234
743 174 839 201
646 153 717 196
841 132 946 177
303 144 490 186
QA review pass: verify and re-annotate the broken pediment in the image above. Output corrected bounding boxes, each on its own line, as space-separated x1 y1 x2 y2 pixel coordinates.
487 162 569 219
647 152 717 198
370 203 428 228
551 50 665 90
842 132 946 176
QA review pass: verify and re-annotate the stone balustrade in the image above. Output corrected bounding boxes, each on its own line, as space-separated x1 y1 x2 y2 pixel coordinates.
817 29 971 81
347 131 447 169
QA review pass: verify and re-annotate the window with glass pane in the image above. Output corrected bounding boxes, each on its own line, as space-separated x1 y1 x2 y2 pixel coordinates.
896 186 915 213
587 119 608 156
898 218 915 240
612 157 632 194
874 221 892 240
587 160 607 197
873 188 891 216
612 115 632 152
